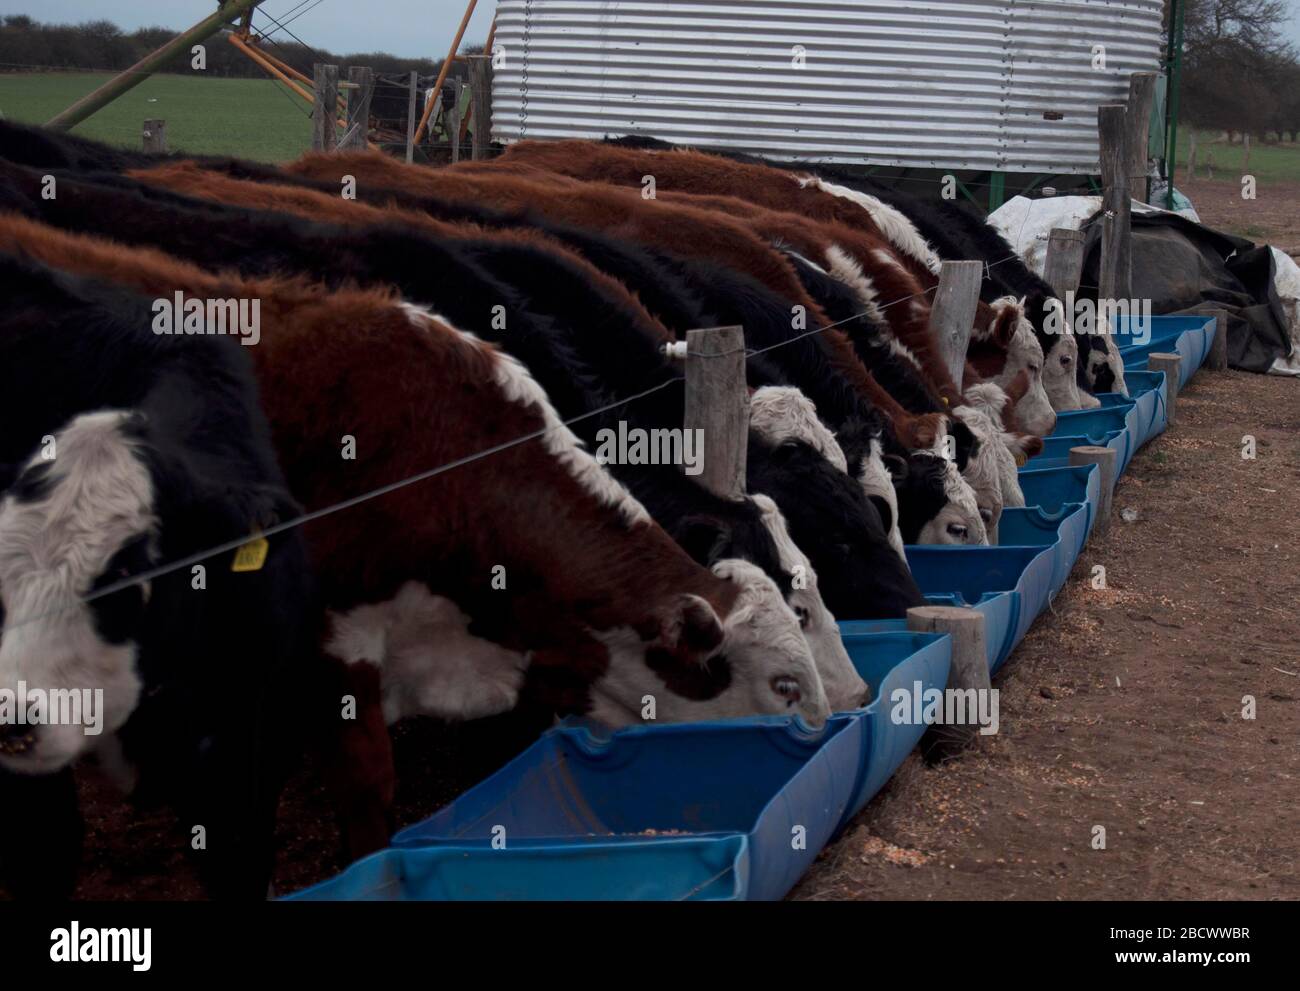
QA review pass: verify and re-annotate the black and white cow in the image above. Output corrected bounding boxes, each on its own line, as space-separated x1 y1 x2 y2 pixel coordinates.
0 254 316 899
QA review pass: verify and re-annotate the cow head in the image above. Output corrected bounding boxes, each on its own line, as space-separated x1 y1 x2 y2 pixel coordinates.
896 451 989 546
750 494 869 711
748 433 924 621
949 405 1005 531
1079 332 1129 398
589 559 830 728
668 490 868 712
955 386 1030 516
987 297 1056 435
0 409 298 775
1032 296 1094 411
0 411 154 773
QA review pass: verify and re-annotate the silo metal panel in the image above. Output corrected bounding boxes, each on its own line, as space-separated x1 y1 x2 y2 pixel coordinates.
489 0 1164 174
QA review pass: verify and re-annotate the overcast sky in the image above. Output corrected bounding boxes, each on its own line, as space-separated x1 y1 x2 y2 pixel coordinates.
0 1 496 59
0 0 1296 60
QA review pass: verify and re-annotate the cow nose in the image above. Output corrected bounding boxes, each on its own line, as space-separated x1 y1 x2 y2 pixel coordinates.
0 721 37 756
858 685 874 707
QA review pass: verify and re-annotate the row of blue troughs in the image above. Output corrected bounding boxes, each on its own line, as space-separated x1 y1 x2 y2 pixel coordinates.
287 315 1217 901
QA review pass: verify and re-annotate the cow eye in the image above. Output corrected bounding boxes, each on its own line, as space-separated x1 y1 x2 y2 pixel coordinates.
794 605 810 629
946 523 969 539
771 675 802 704
1060 354 1072 366
979 508 993 524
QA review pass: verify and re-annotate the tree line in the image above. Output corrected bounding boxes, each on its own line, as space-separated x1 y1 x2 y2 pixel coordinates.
0 15 475 81
1179 0 1300 142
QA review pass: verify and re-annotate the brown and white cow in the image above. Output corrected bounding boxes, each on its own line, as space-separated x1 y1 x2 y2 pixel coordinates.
0 212 832 856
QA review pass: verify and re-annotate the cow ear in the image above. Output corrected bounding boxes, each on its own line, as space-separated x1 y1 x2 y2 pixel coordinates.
882 454 908 482
992 304 1020 348
671 515 729 567
663 594 724 655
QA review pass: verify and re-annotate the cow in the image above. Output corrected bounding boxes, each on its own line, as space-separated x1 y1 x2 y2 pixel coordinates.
777 160 1117 406
0 213 834 862
279 149 929 426
93 162 890 653
598 136 1107 412
482 142 1074 443
128 160 992 551
0 253 316 900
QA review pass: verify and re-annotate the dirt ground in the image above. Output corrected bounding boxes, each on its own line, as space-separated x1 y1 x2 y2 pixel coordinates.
7 369 1298 902
793 369 1300 900
1179 177 1300 257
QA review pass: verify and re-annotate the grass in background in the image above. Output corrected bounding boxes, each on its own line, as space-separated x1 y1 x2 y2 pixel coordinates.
0 72 313 162
1172 127 1300 185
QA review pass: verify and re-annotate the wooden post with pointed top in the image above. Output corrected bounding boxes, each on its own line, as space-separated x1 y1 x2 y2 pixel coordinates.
340 66 374 149
1044 228 1086 297
1098 104 1131 303
929 260 983 394
683 327 748 500
312 63 339 152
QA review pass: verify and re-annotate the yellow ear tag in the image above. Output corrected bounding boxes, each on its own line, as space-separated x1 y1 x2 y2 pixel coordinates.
1014 452 1028 468
941 396 950 407
232 533 270 573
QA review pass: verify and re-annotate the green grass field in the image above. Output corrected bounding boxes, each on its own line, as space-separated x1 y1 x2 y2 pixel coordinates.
1172 128 1300 184
0 72 313 162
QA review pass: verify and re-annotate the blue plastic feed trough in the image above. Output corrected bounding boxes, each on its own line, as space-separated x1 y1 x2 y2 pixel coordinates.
387 716 860 901
905 545 1055 668
1030 430 1126 471
285 834 749 901
998 503 1089 600
840 590 1018 674
1114 315 1215 390
832 631 951 827
1050 400 1139 474
1018 463 1100 528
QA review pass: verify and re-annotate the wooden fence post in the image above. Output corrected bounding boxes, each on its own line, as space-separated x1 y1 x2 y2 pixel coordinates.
142 118 167 154
1069 445 1118 533
340 66 373 149
928 260 983 394
1043 228 1086 297
1205 306 1230 371
444 80 462 163
312 63 339 152
1147 352 1182 424
1098 103 1131 303
907 606 992 759
405 70 418 164
683 326 748 500
468 55 494 160
1126 72 1158 204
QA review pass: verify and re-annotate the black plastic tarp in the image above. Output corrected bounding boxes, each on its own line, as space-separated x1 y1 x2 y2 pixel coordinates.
1079 210 1292 372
